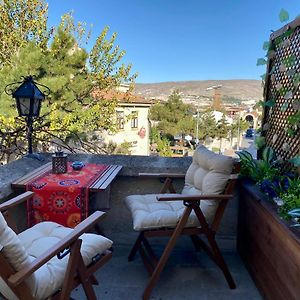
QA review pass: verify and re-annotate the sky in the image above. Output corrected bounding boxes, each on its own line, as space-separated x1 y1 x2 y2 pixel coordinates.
47 0 300 83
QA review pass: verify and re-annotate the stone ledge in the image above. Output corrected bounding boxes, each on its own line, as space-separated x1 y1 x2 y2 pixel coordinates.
0 153 192 199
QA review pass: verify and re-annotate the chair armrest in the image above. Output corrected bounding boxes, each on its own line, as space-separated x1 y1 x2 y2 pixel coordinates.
138 173 185 178
0 191 34 212
157 194 233 202
8 211 106 287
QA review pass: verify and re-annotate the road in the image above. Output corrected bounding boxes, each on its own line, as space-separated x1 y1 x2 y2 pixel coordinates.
240 134 257 159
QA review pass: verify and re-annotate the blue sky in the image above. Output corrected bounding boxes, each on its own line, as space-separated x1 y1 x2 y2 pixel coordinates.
47 0 300 83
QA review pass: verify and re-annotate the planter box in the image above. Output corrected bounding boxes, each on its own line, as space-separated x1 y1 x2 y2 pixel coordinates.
237 181 300 300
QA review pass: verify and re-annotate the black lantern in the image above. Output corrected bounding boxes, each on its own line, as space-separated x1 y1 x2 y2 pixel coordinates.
5 76 50 155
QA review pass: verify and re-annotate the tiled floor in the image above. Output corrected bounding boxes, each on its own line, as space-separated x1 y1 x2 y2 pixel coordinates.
72 240 262 300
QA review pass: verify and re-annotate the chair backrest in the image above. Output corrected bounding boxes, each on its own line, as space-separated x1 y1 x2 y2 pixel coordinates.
182 145 235 225
184 145 234 194
0 212 36 300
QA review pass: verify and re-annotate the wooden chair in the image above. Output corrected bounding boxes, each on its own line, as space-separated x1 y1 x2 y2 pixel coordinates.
0 191 113 300
125 145 239 299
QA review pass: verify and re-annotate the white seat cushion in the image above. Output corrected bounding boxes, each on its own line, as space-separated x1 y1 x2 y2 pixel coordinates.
125 194 200 231
0 214 113 300
125 145 234 231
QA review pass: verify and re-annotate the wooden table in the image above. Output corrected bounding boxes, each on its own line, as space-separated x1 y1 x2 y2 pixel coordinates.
11 162 122 229
11 162 122 192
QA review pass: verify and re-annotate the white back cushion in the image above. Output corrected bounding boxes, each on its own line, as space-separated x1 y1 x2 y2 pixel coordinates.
184 145 234 194
182 146 234 222
0 212 36 300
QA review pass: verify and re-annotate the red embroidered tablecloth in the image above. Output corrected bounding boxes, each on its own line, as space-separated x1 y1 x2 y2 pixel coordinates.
26 163 108 228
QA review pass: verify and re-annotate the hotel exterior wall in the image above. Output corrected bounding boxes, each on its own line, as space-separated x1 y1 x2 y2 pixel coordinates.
103 105 150 156
0 153 238 250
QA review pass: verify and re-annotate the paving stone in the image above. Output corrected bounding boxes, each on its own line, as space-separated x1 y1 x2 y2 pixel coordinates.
71 243 262 300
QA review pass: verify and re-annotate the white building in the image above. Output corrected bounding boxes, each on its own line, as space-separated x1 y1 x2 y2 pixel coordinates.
95 88 152 156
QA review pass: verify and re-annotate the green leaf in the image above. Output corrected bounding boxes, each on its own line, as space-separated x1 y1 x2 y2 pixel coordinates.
289 156 300 167
283 55 296 68
279 8 289 23
262 146 275 163
256 58 267 66
255 100 264 107
264 99 275 107
236 150 254 163
255 136 266 149
280 102 289 111
269 66 276 75
262 41 270 51
260 73 266 80
293 73 300 86
286 128 296 136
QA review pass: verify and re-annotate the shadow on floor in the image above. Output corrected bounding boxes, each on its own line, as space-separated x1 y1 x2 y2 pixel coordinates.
71 241 262 300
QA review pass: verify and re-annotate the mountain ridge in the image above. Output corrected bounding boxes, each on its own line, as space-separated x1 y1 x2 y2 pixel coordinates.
135 79 263 107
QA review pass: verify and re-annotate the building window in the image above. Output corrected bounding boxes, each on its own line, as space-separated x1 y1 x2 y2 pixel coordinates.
131 111 138 129
116 111 124 129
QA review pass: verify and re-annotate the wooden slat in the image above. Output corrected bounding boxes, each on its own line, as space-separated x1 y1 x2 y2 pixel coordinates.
98 165 122 190
0 191 34 212
89 165 115 190
11 162 51 188
238 183 300 300
138 172 185 178
8 211 106 286
89 165 122 191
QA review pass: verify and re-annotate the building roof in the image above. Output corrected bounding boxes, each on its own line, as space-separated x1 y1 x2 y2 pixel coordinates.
92 89 152 106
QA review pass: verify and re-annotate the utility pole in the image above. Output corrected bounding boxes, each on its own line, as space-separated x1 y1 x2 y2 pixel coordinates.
237 112 241 150
195 108 199 145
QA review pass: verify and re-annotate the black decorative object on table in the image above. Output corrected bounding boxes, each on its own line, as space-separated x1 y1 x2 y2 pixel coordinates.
52 148 68 174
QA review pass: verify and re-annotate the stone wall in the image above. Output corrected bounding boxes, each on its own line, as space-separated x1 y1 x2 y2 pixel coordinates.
0 153 238 250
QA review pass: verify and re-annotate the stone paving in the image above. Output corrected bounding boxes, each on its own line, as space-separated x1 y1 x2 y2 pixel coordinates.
72 238 262 300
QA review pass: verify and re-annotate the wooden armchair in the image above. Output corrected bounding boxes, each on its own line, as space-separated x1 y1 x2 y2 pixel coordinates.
0 191 112 300
125 145 239 299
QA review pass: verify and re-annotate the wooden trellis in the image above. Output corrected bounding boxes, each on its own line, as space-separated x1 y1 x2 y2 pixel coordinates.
262 17 300 163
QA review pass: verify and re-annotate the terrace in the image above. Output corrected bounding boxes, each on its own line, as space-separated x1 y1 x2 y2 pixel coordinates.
1 11 300 300
0 153 261 300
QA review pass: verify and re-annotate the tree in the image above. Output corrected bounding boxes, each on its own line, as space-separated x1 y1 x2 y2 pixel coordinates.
229 118 248 148
0 1 137 162
150 90 195 139
0 0 49 66
215 115 230 153
198 111 218 140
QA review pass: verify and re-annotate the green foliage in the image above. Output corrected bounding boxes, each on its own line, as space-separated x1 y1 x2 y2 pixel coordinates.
256 58 267 66
289 156 300 167
262 41 270 51
198 111 217 140
279 177 300 220
150 127 172 157
150 90 195 137
156 137 172 157
0 1 137 162
279 8 289 23
236 147 280 183
264 99 276 107
0 0 49 66
254 136 266 149
215 115 229 139
288 206 300 226
102 141 132 155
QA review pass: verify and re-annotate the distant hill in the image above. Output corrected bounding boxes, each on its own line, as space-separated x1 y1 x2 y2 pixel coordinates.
135 80 263 107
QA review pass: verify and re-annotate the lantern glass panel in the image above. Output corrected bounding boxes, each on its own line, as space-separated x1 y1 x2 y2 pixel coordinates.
33 98 40 116
18 97 31 116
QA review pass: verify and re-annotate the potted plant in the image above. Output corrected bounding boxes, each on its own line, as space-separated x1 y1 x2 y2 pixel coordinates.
236 147 300 300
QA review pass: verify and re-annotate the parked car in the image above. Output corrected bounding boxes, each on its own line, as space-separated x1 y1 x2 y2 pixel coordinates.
245 128 254 138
